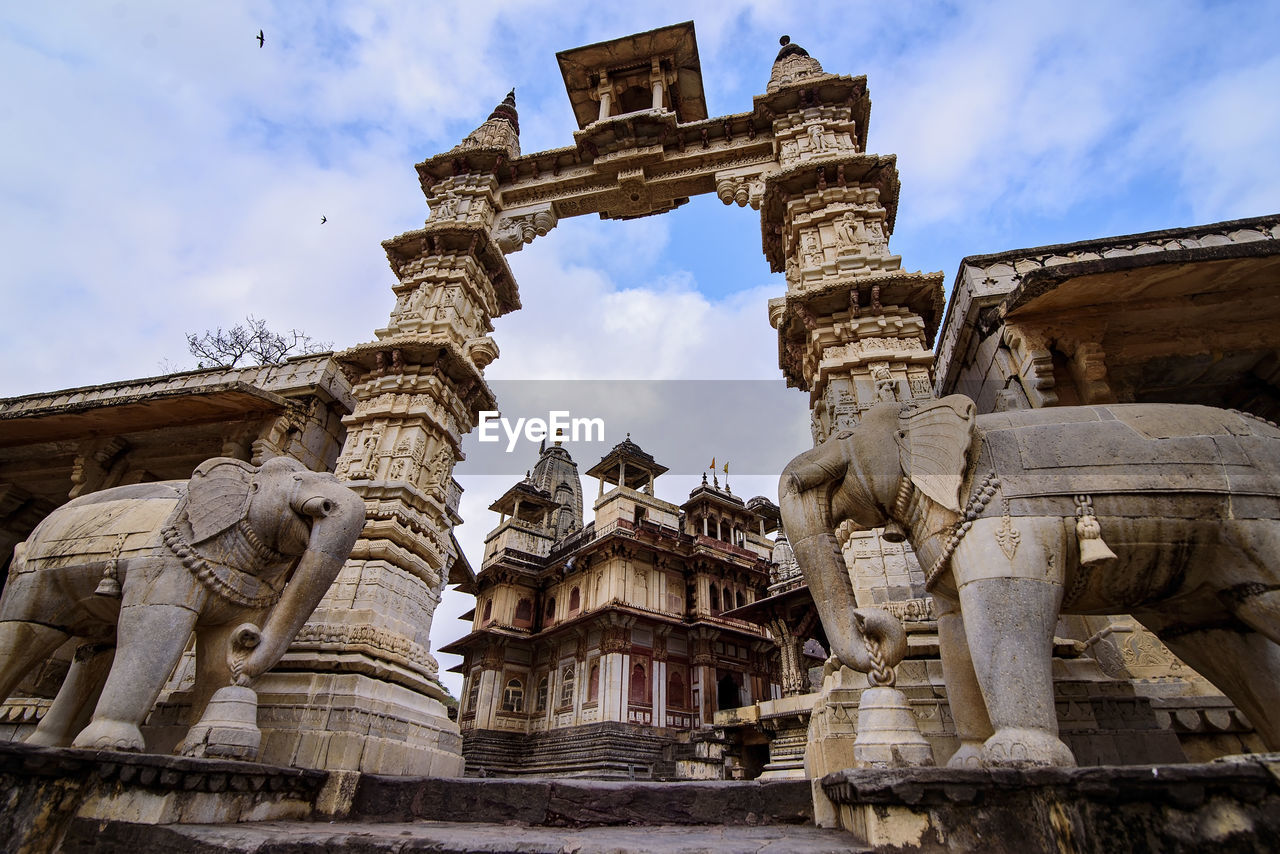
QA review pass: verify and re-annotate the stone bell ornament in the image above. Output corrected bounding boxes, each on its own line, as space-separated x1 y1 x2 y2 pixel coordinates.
180 623 264 760
1074 494 1117 567
850 610 934 768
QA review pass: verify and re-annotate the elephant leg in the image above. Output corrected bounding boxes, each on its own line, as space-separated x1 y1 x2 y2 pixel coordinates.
958 576 1076 767
933 592 993 768
188 622 237 726
0 621 69 703
1147 620 1280 752
73 603 198 752
27 643 114 747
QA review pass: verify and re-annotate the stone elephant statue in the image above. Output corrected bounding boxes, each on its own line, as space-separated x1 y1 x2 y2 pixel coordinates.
780 395 1280 768
0 455 365 753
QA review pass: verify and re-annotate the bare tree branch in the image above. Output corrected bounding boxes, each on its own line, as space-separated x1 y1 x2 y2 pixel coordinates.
185 315 333 369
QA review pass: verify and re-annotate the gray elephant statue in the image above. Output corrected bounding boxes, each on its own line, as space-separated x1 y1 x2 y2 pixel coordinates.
0 455 365 753
780 395 1280 768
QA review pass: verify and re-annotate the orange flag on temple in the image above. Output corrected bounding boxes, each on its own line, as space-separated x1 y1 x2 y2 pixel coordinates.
709 457 715 470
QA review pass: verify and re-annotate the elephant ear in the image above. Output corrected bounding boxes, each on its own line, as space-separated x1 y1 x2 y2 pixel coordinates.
186 457 256 543
895 396 976 513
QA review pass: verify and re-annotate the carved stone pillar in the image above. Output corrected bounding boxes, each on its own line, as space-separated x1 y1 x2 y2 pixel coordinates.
599 613 633 722
760 47 944 443
689 625 719 725
253 95 524 776
757 39 947 785
766 615 808 697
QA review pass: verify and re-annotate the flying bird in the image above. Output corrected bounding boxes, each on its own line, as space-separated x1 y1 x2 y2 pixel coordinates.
257 30 264 48
320 216 327 224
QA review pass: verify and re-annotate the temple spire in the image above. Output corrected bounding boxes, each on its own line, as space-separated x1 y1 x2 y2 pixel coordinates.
452 89 521 157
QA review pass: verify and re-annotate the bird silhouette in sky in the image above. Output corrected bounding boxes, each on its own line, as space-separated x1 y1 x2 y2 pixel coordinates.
320 216 327 224
257 30 264 48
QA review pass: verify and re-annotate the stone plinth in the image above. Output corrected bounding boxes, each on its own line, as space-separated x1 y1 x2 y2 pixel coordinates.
821 756 1280 852
756 692 816 779
0 741 324 854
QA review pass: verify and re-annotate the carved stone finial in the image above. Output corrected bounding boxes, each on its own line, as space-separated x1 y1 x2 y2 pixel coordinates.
487 89 520 134
453 90 521 157
768 34 824 94
776 35 809 60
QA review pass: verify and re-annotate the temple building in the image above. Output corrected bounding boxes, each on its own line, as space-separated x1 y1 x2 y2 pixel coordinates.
441 436 783 777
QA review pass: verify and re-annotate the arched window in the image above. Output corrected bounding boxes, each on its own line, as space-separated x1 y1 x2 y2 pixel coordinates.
535 676 548 712
560 665 576 707
735 590 746 609
515 597 533 625
545 597 556 619
709 585 720 614
630 663 647 703
569 586 581 613
482 599 493 623
501 678 524 713
722 586 733 612
588 663 600 703
668 671 686 708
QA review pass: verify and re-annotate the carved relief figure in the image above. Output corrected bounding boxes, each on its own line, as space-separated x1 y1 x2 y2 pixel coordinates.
424 447 454 489
864 217 888 252
433 195 459 220
871 365 898 403
0 456 365 755
780 397 1280 768
357 428 382 477
834 212 859 246
806 123 826 151
802 231 823 268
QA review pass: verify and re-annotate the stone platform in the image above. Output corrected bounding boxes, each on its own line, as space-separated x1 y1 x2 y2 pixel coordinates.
822 755 1280 853
5 741 1280 853
60 821 859 853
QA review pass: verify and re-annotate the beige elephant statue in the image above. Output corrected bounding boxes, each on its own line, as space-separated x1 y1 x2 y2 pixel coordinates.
0 455 365 754
780 395 1280 768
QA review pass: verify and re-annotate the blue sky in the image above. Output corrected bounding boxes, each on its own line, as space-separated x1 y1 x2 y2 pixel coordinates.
3 1 1279 696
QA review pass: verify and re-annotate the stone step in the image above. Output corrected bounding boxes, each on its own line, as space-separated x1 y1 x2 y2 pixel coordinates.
349 776 815 827
64 819 865 853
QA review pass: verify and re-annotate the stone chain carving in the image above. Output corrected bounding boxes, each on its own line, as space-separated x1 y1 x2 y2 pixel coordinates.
925 472 1000 587
864 635 896 688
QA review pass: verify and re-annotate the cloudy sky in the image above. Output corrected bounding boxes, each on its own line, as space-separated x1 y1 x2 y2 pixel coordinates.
3 1 1279 696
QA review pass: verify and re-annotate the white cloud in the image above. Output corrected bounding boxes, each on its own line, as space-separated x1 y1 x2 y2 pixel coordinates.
1162 53 1280 221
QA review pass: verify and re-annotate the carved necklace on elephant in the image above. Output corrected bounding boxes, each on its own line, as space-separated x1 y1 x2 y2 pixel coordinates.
923 472 1001 588
161 500 286 609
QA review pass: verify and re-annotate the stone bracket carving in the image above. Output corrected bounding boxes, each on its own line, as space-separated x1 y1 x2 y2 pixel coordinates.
1004 324 1058 408
492 204 559 254
714 165 772 210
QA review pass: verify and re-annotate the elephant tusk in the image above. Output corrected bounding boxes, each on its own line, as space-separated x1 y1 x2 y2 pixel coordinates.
300 496 335 518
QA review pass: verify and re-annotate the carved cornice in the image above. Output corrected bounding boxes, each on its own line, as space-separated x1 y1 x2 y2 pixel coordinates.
380 224 519 317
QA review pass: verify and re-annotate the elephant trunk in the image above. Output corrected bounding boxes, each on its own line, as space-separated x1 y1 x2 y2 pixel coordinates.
781 466 906 675
790 531 900 673
241 483 365 680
